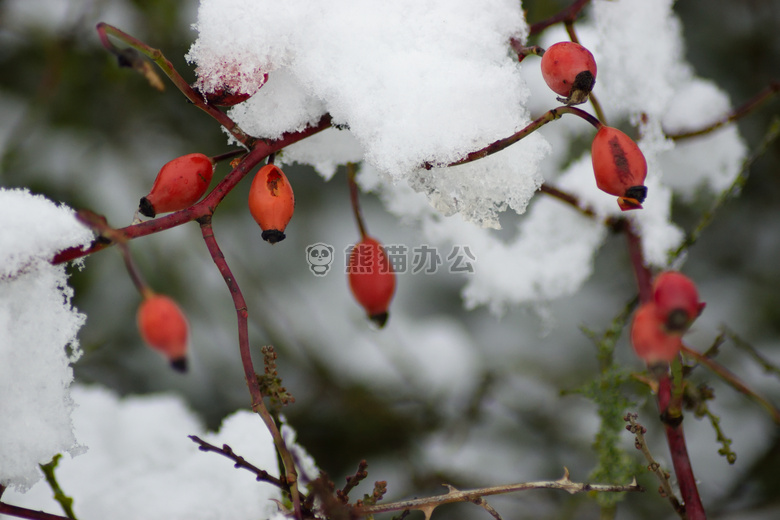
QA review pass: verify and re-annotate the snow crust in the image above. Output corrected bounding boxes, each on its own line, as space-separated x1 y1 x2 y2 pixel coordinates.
3 386 285 520
186 0 746 311
0 189 93 490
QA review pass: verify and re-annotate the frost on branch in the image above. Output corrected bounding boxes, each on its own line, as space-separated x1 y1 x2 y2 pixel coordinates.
187 0 548 228
0 188 93 490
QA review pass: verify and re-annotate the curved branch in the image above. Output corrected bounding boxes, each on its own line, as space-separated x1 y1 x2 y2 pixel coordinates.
435 106 600 169
197 216 303 519
96 23 250 145
666 82 780 140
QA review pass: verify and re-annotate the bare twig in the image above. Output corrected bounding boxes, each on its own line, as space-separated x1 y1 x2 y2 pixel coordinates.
670 117 780 262
721 325 780 379
337 460 369 504
355 468 642 519
666 82 780 140
431 106 601 169
681 345 780 424
0 502 72 520
198 216 302 520
625 413 685 517
96 23 250 145
188 435 286 488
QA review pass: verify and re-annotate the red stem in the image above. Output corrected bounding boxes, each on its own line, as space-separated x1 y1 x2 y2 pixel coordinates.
440 106 601 169
0 502 70 520
347 162 368 239
198 216 302 519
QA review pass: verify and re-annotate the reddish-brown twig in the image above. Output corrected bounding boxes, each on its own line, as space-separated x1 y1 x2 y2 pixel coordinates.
682 345 780 424
435 105 600 169
666 82 780 140
0 502 71 520
96 23 250 145
188 435 286 488
197 216 302 519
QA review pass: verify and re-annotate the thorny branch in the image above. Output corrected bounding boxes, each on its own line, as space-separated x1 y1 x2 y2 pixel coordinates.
624 413 685 517
355 468 642 520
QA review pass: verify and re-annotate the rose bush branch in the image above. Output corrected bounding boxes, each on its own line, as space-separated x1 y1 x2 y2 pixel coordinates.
355 468 642 519
188 436 286 489
0 502 72 520
437 105 601 169
95 23 250 145
666 81 780 140
197 216 303 519
681 344 780 424
624 413 685 517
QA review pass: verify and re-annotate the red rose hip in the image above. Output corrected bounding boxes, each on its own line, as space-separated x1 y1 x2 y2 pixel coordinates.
591 126 648 211
652 271 705 332
348 236 396 327
631 302 682 366
248 163 295 244
541 42 597 105
137 293 189 372
139 153 214 217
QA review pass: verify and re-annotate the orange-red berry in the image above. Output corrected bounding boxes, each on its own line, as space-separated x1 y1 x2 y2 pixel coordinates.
540 42 597 105
652 271 705 332
630 302 682 365
348 236 396 327
137 294 189 372
591 126 648 211
139 153 214 217
248 164 295 244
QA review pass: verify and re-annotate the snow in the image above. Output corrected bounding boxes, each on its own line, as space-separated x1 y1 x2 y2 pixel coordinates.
2 386 284 520
0 188 93 491
187 0 547 228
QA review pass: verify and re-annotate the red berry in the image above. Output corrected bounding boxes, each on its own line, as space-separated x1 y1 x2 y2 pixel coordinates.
348 236 396 327
591 126 648 211
540 42 597 105
652 271 705 332
631 302 682 365
139 153 214 217
248 164 295 244
137 294 189 372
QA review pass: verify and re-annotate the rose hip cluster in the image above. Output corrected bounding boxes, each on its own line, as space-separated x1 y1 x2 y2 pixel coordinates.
538 42 648 211
630 271 706 367
133 146 398 363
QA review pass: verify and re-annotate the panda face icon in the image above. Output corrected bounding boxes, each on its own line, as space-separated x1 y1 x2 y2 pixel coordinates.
306 243 334 276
